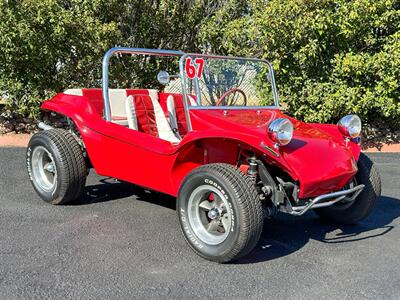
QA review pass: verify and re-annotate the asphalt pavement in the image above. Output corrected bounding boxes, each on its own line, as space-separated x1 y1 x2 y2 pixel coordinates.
0 148 399 299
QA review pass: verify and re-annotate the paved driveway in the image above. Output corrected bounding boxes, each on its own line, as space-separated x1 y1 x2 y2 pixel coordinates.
0 148 399 299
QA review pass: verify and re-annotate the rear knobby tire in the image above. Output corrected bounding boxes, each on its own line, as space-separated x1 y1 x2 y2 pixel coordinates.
315 153 381 224
26 129 87 205
177 163 263 263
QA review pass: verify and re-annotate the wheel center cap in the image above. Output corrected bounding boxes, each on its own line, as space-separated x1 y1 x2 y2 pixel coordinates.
208 208 220 220
44 163 55 173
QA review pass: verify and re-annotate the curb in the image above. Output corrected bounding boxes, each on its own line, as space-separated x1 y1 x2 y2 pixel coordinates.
363 144 400 153
1 133 399 153
0 133 31 148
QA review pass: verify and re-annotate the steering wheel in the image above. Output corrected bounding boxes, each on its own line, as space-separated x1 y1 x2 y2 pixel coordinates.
216 88 247 106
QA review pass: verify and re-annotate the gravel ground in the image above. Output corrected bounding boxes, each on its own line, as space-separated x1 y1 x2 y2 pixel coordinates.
0 148 399 299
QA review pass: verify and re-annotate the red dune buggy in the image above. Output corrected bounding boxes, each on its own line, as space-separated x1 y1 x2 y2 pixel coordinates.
27 48 381 263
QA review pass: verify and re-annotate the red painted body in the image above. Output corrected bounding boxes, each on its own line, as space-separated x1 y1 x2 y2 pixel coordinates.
41 89 361 199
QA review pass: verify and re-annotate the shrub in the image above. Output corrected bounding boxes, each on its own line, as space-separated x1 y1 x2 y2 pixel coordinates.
200 0 400 127
0 0 399 129
0 0 227 119
0 0 122 118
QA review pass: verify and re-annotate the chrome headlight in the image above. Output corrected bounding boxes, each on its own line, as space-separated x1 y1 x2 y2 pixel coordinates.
338 114 362 138
268 118 293 146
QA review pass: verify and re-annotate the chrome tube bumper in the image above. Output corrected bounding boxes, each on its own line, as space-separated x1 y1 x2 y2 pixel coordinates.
282 184 365 216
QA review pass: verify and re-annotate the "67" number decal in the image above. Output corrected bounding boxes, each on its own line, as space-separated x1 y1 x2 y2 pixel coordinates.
185 57 204 79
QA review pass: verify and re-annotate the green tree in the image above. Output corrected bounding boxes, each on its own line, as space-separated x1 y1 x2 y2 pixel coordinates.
1 0 399 128
0 0 121 117
200 0 400 127
0 0 228 118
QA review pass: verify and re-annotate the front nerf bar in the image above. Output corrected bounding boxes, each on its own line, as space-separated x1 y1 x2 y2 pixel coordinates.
282 184 365 216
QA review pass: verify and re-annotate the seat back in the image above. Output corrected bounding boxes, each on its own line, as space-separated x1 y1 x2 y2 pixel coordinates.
166 95 179 138
125 91 180 143
147 90 180 143
108 89 128 118
128 94 159 136
125 95 138 130
159 93 190 137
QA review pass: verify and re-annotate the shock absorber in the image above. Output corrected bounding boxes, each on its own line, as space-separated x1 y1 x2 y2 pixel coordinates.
247 157 258 185
248 157 278 219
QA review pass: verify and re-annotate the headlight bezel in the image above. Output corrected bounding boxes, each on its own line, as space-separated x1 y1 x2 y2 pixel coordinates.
268 118 294 146
338 114 362 139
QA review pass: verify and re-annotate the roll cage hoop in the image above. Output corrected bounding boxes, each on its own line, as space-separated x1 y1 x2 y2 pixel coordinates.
101 47 280 133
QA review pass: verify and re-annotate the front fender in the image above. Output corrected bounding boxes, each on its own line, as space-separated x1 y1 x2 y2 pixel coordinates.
311 123 361 161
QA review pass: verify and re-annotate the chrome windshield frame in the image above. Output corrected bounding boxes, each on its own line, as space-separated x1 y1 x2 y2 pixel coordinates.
178 53 280 111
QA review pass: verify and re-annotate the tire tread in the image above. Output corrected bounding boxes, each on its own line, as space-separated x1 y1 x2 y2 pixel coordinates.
315 153 381 224
27 129 86 205
178 163 263 263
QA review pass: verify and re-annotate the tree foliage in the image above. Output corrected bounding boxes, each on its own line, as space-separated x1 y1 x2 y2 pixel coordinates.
0 0 122 116
0 0 222 117
0 0 399 128
200 0 400 127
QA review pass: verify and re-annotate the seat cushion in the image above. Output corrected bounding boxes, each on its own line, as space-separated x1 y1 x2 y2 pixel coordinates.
148 90 180 143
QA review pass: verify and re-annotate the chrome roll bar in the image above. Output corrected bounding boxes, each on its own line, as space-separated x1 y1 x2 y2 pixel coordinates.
101 47 279 132
101 47 184 121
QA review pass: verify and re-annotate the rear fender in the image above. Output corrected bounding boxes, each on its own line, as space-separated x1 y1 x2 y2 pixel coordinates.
40 93 100 129
40 94 108 171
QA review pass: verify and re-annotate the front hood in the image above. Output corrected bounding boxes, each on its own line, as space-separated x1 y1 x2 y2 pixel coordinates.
190 109 359 198
281 120 358 197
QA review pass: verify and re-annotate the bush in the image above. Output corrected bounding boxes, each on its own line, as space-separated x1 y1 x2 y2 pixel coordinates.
0 0 122 118
0 0 221 119
0 0 399 129
200 0 400 127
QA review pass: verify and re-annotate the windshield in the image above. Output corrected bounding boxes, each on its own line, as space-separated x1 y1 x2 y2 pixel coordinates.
178 55 278 108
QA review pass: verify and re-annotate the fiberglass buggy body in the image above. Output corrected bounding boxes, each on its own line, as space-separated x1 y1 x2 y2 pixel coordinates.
27 48 381 262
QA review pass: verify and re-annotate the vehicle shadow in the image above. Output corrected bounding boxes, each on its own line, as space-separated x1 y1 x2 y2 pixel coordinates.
70 177 175 210
236 195 400 264
71 178 399 265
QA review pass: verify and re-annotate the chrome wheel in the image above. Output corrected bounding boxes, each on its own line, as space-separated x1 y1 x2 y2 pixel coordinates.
187 185 232 245
31 146 57 192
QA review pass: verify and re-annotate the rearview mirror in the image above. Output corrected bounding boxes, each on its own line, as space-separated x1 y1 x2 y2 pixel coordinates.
157 71 170 85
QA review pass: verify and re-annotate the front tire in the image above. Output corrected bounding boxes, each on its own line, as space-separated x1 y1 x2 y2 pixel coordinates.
26 129 87 205
315 153 381 224
177 163 263 263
